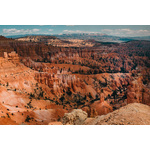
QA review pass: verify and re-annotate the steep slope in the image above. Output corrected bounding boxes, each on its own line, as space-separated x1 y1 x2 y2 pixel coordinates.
0 51 68 125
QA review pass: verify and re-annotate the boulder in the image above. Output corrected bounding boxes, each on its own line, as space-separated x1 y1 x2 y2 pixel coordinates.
62 109 88 125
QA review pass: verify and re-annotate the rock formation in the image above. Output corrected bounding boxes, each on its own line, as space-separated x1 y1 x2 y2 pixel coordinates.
62 109 88 125
127 76 150 106
83 103 150 125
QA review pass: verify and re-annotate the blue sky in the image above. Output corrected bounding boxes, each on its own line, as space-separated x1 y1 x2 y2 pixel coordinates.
0 25 150 37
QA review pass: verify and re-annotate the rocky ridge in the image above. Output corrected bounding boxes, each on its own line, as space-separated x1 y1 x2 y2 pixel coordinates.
83 103 150 125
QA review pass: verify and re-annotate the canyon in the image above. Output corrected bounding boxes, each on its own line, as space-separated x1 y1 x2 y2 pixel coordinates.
0 35 149 125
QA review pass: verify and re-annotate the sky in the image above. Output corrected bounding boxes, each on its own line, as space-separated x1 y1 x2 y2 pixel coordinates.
0 25 150 37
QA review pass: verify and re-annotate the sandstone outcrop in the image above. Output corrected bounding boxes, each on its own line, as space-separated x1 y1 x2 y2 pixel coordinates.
90 101 113 116
127 76 150 106
83 103 150 125
62 109 88 125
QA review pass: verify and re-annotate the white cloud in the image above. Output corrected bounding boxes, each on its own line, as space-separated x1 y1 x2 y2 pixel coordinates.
32 29 40 32
48 29 53 32
62 29 150 37
101 28 150 37
101 29 112 33
3 28 40 35
63 30 99 34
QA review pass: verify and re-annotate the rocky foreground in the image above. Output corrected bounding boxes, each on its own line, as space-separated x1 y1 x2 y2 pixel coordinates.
58 103 150 125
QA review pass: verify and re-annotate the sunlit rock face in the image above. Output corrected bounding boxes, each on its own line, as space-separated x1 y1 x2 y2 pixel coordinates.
0 52 69 125
127 76 150 106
